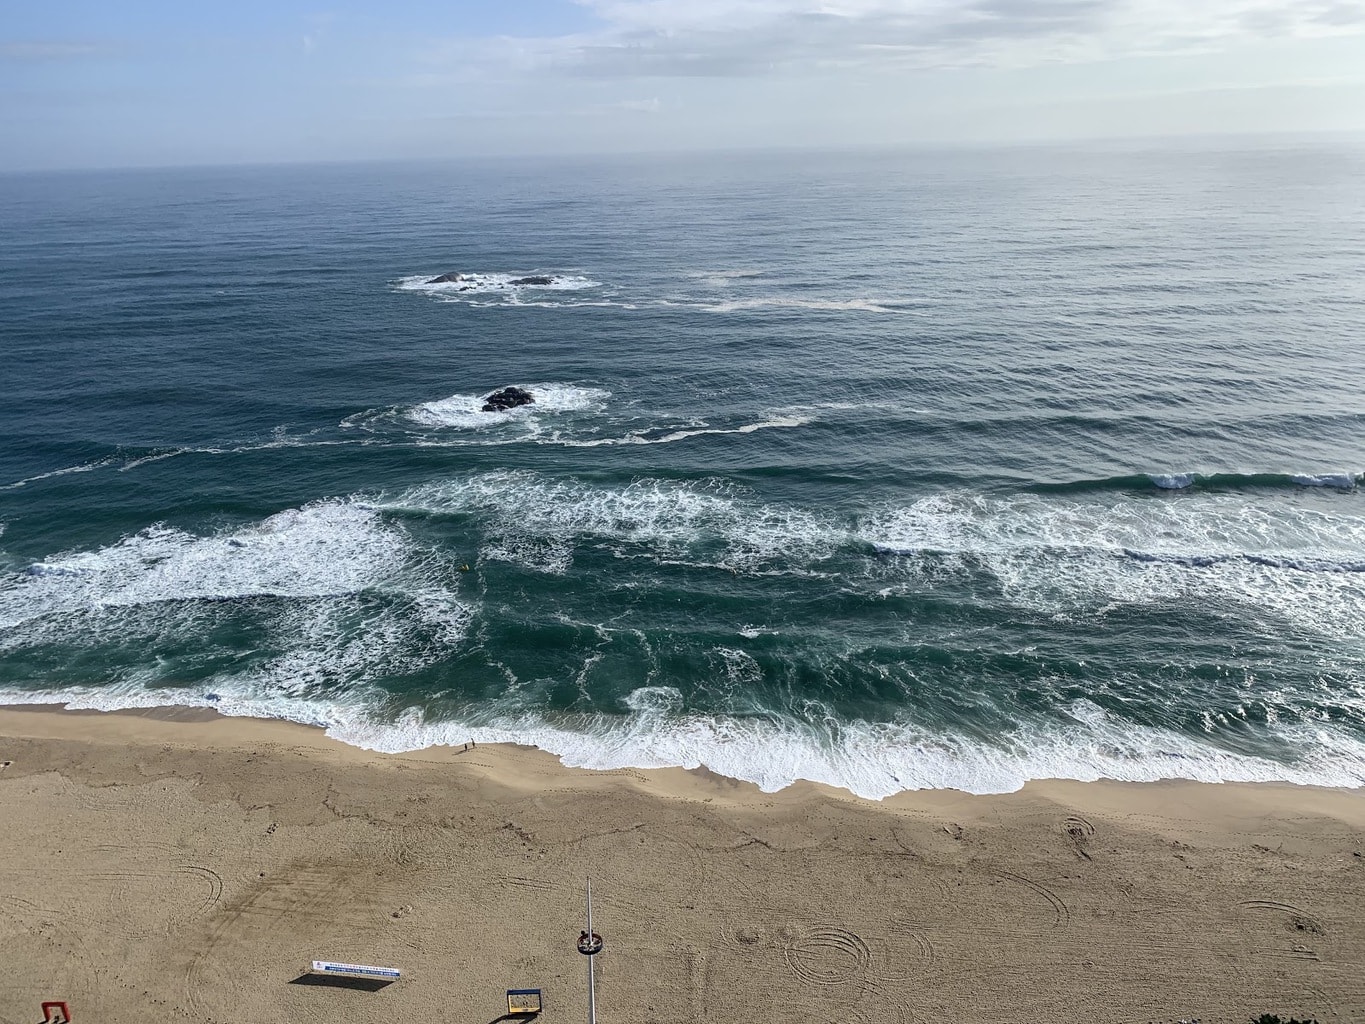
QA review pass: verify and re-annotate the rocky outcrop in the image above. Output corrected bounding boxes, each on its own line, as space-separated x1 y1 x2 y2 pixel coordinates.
427 273 557 287
481 386 535 413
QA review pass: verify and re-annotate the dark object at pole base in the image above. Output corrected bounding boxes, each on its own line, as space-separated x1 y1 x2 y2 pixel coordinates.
577 931 603 955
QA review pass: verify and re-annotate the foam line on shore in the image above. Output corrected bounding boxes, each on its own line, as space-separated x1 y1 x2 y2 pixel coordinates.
4 683 1363 799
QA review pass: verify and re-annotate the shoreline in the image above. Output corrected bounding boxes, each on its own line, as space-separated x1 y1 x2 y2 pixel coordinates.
6 700 1365 813
5 688 1363 800
2 704 1364 1022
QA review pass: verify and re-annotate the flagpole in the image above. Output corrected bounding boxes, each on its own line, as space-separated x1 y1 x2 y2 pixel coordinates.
586 877 597 1024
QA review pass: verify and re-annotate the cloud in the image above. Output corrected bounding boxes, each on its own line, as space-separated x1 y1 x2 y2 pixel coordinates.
500 0 1365 77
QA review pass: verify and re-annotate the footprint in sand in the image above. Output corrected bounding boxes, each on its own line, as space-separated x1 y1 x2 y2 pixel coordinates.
1061 815 1096 860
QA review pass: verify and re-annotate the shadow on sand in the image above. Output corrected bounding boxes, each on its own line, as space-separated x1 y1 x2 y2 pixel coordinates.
288 973 396 992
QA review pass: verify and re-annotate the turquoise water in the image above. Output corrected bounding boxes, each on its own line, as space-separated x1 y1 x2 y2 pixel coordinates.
3 143 1365 796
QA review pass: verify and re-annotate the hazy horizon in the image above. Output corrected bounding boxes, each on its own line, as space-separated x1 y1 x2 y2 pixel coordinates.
3 129 1363 179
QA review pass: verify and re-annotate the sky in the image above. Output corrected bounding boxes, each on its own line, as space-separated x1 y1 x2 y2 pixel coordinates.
2 0 1364 170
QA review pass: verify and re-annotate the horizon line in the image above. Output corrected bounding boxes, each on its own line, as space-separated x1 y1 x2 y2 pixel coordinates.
4 127 1364 178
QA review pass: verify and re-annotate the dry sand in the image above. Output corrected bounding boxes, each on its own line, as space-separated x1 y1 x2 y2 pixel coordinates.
1 707 1363 1024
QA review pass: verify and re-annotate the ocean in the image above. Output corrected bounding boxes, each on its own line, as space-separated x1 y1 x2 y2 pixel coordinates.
3 141 1364 798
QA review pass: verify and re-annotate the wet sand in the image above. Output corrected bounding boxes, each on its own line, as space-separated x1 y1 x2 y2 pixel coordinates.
1 706 1363 1024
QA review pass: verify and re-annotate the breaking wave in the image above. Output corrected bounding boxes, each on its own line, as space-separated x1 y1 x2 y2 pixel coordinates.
860 490 1365 640
383 471 841 575
1033 470 1363 494
0 499 472 690
6 684 1365 798
5 473 1365 798
386 471 1365 640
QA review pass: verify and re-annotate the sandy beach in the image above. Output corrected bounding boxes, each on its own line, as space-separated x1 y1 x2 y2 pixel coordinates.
0 707 1362 1024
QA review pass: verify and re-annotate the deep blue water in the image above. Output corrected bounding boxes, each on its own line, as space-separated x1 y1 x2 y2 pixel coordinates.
3 142 1364 796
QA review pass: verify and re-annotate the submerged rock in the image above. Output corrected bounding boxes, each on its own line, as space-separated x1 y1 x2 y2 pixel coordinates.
427 272 468 284
481 386 535 413
509 275 555 286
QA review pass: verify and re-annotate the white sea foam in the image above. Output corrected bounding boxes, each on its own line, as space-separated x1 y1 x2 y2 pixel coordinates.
0 499 472 684
2 502 407 629
559 413 810 447
6 484 1365 797
395 272 600 301
2 439 376 489
392 267 922 317
859 491 1365 640
679 266 918 315
402 384 610 430
1292 472 1360 489
344 390 814 450
482 696 1365 798
7 684 1363 798
7 477 1365 799
384 471 842 575
1150 473 1195 489
0 679 385 735
382 473 1365 636
1146 470 1361 490
643 414 811 444
698 296 905 314
690 268 767 288
0 455 124 491
480 300 638 310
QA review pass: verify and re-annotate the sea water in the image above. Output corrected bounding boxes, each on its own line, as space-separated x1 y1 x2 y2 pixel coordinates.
3 141 1364 797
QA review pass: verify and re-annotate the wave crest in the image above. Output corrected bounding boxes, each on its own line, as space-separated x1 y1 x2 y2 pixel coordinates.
0 499 472 689
861 490 1365 638
385 471 841 575
1033 470 1363 494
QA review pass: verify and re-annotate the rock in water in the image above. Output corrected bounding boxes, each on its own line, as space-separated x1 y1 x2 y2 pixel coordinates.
428 272 468 284
509 275 555 286
481 386 535 413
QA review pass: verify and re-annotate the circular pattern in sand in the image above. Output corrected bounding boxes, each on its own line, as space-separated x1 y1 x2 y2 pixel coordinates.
782 926 871 985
